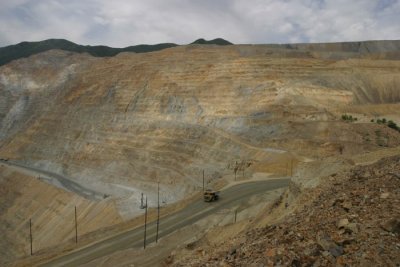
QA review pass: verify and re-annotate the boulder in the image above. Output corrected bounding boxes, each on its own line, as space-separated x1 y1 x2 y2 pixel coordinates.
381 218 400 233
337 218 349 229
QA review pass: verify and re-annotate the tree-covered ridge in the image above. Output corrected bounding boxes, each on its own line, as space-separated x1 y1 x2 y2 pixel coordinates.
0 38 233 66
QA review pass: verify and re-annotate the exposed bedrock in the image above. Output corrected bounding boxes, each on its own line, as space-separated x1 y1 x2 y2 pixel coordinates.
0 43 400 211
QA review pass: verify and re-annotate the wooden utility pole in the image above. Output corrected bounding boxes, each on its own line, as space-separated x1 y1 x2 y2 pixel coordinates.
234 161 238 181
143 197 148 249
75 206 78 243
234 210 237 223
29 219 33 255
290 159 293 177
156 182 160 243
202 170 205 191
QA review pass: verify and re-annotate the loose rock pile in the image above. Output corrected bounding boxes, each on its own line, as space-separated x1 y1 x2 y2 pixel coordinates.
170 155 400 266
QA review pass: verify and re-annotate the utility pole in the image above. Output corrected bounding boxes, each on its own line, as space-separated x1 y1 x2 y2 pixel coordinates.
156 182 160 243
202 170 205 191
75 206 78 244
291 159 293 177
143 197 148 249
29 218 33 255
234 210 237 223
140 193 144 209
286 162 289 176
234 161 238 181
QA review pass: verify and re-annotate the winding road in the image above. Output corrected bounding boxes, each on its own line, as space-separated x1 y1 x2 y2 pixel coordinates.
40 178 290 266
0 159 104 200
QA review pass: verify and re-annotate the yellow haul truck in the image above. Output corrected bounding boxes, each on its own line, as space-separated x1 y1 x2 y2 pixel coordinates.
203 189 219 202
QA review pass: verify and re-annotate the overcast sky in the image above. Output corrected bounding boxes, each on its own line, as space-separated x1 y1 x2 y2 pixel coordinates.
0 0 399 47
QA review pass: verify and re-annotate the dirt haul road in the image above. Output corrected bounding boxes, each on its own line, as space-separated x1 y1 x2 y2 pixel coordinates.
40 179 290 267
0 159 104 200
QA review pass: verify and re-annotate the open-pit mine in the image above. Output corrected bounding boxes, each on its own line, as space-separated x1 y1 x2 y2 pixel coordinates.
1 39 400 266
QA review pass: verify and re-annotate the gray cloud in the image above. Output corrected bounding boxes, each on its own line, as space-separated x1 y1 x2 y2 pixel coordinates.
0 0 399 47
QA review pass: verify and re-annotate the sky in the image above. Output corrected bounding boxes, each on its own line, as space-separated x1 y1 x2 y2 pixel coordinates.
0 0 399 47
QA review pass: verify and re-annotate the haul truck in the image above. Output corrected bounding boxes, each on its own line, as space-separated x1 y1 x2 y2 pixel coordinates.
203 189 219 202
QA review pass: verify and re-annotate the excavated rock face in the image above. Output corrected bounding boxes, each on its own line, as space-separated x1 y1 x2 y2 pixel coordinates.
0 43 400 211
171 155 400 267
0 166 121 266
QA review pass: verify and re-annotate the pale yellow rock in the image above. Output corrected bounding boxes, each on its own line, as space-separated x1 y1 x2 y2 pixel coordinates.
380 192 390 199
338 218 350 228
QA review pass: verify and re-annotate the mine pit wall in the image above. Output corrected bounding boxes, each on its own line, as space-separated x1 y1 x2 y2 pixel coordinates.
0 44 400 218
0 166 122 266
274 156 358 220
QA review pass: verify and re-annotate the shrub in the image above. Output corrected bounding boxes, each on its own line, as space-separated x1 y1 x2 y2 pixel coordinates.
388 120 399 131
375 118 400 132
341 114 357 122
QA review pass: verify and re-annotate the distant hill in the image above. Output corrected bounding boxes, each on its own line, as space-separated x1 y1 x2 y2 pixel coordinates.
190 38 233 45
0 38 234 66
0 39 178 66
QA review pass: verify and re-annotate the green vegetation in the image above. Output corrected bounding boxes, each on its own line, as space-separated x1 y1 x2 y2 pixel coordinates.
0 38 233 66
373 118 400 132
0 39 178 66
387 120 400 131
190 38 233 45
341 114 357 122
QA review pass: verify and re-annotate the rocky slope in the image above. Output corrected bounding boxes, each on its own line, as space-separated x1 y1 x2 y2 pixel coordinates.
0 40 399 265
1 41 400 219
0 164 121 266
171 154 400 266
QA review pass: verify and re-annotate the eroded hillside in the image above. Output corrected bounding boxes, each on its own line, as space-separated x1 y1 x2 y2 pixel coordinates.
1 42 400 216
171 154 400 267
0 40 400 266
0 163 121 266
